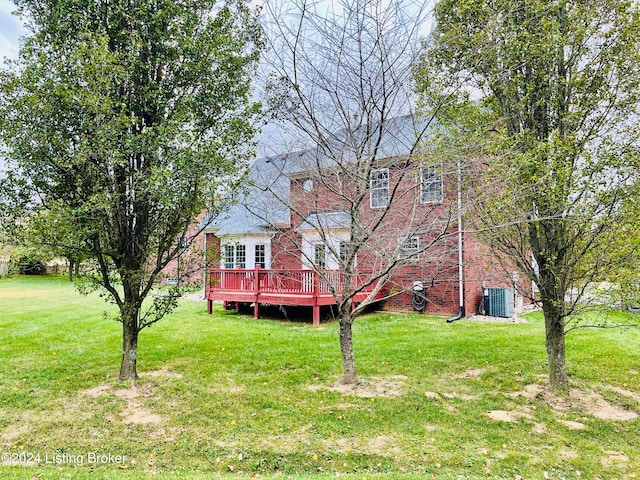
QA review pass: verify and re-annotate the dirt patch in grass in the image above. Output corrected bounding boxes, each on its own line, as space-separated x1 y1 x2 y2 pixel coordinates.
601 451 629 468
606 386 640 404
455 368 486 380
507 383 638 421
505 383 546 400
567 389 638 421
82 384 111 398
560 449 579 460
487 410 534 422
79 381 164 425
121 401 163 425
309 376 408 398
0 423 30 444
560 420 587 430
441 392 480 400
424 391 479 401
82 381 156 399
366 435 403 456
532 422 546 434
142 369 183 379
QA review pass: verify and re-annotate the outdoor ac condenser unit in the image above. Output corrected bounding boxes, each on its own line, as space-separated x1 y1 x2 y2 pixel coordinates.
483 288 514 318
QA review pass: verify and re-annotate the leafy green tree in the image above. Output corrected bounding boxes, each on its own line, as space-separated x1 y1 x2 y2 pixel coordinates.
419 0 640 390
0 0 261 380
22 203 90 281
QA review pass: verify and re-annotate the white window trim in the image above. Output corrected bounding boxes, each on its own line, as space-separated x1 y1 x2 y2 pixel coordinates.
254 244 266 268
314 243 327 269
300 231 349 271
220 235 272 269
222 243 246 269
370 168 390 209
399 236 420 260
420 163 443 204
223 244 235 269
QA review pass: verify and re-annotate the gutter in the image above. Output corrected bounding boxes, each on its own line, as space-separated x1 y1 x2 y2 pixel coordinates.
447 157 465 323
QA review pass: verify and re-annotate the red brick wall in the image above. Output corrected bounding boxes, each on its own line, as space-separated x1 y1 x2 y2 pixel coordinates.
160 210 226 287
271 229 301 270
462 232 532 315
207 159 532 317
285 164 465 315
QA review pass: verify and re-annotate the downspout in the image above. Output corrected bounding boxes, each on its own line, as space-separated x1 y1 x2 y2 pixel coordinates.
447 157 465 323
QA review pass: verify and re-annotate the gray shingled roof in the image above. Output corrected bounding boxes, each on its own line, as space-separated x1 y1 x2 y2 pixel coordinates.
212 155 291 236
208 115 432 236
284 114 434 176
297 211 352 232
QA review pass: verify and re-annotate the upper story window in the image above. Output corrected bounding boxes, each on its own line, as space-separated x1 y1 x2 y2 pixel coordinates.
399 236 419 260
420 164 443 203
370 168 389 208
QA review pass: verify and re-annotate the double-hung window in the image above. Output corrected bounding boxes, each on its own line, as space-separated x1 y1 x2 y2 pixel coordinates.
370 168 389 208
399 236 419 260
420 164 443 203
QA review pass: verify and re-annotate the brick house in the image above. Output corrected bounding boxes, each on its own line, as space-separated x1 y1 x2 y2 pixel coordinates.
204 116 530 323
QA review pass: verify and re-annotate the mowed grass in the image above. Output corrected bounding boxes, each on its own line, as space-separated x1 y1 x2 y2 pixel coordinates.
1 276 639 480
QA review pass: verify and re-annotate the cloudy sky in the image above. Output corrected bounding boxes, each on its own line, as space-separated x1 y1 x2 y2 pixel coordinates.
0 0 23 171
0 0 25 61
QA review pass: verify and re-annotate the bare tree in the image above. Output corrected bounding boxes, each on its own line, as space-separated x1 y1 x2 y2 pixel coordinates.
260 0 458 385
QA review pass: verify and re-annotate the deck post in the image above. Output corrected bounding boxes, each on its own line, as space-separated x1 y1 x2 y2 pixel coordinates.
253 265 261 319
206 270 212 314
312 270 320 327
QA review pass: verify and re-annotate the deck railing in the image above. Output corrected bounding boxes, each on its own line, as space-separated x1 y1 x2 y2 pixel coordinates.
206 267 375 297
206 266 381 326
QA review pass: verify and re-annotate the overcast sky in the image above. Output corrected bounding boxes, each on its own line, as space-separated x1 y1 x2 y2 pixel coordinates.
0 0 23 171
0 0 25 61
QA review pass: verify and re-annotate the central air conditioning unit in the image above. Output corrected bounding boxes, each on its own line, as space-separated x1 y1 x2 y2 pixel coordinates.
483 287 514 318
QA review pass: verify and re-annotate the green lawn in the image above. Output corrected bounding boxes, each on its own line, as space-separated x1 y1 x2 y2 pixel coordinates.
1 275 639 479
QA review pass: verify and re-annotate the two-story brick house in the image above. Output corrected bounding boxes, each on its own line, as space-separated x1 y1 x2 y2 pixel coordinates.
204 116 530 323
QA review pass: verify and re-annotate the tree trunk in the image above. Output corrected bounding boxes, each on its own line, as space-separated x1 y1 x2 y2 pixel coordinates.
338 315 358 385
68 259 75 282
119 316 139 381
542 301 569 391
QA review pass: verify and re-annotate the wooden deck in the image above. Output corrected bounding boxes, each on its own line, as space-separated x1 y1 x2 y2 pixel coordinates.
205 267 381 326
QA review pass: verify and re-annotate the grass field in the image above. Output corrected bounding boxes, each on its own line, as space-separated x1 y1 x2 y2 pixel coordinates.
1 275 639 479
